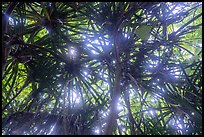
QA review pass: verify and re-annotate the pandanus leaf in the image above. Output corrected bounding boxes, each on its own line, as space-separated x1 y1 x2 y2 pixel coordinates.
135 25 152 41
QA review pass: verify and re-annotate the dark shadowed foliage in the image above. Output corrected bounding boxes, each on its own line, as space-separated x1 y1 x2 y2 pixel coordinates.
2 2 202 135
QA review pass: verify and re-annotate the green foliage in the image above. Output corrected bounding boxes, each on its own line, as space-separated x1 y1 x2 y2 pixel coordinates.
2 2 202 135
135 25 152 41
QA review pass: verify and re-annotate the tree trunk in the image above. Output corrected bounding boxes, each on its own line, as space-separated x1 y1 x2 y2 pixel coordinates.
104 64 121 135
104 26 122 134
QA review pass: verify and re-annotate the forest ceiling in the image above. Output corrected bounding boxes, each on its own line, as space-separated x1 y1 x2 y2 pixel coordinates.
2 2 202 135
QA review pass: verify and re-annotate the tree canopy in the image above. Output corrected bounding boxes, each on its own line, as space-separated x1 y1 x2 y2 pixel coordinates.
2 2 202 135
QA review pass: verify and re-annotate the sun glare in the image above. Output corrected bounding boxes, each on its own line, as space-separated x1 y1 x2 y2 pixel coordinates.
198 43 202 48
72 91 81 104
70 49 76 55
117 103 123 111
91 50 99 55
8 17 14 25
45 28 50 34
150 110 154 116
178 124 183 129
83 71 88 76
150 98 156 103
48 124 55 135
68 47 78 59
94 128 100 134
93 39 100 44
